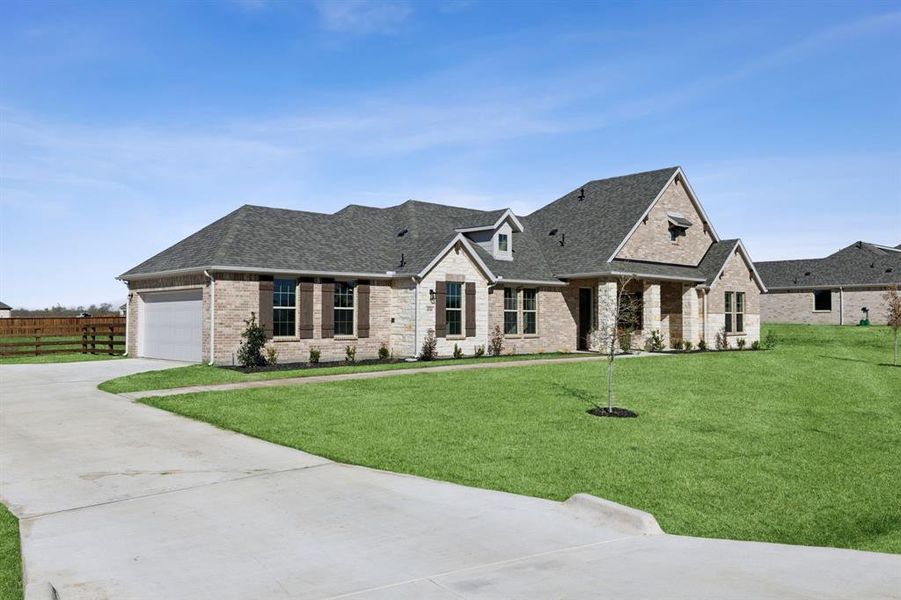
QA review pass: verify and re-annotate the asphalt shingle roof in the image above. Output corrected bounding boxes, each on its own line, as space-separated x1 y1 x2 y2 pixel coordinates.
121 166 737 286
0 301 11 310
524 167 679 275
756 242 901 289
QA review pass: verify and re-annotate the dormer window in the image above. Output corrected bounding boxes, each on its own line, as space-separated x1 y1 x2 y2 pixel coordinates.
498 234 509 252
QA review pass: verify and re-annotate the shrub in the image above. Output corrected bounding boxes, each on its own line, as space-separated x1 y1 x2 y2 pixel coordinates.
737 338 747 350
647 330 665 352
715 328 729 351
618 330 632 353
309 346 320 365
682 340 693 352
488 325 504 356
378 342 390 361
345 344 356 363
453 343 464 359
264 344 279 366
237 312 267 367
473 344 485 357
763 329 778 350
419 329 437 361
697 340 707 351
751 340 760 351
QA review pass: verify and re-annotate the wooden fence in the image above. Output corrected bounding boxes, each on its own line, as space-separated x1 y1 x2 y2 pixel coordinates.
0 316 126 357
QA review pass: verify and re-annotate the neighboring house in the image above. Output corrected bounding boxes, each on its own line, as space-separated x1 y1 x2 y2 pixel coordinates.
0 302 11 319
757 242 901 326
120 167 765 364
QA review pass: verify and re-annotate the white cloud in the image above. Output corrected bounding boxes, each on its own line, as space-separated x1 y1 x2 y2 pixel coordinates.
312 0 412 34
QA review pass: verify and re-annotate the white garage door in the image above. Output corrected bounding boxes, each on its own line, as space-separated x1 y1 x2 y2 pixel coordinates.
141 290 203 362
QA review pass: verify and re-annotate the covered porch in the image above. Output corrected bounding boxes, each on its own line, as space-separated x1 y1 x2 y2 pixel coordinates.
575 278 706 351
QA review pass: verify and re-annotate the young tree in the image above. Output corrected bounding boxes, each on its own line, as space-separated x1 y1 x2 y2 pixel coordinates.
884 287 901 367
588 275 642 415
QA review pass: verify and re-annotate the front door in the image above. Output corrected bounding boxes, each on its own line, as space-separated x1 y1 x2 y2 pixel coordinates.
578 288 592 351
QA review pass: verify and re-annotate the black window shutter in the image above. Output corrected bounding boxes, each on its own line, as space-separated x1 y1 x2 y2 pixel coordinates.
464 282 476 338
435 281 446 338
299 281 314 339
258 279 274 339
357 281 370 338
321 281 335 338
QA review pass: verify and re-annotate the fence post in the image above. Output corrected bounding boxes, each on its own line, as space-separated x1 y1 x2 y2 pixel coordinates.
108 325 114 355
82 326 88 354
35 327 40 356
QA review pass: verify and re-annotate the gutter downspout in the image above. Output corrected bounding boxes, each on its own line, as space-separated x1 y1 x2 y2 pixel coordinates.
412 276 419 358
204 270 215 365
839 287 844 325
702 289 709 346
123 286 130 357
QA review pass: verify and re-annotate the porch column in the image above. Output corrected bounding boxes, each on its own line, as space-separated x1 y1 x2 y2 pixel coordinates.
595 281 618 351
642 282 661 343
682 284 700 345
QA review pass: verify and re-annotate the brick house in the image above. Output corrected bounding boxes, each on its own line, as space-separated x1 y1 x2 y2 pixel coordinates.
757 242 901 326
119 167 765 364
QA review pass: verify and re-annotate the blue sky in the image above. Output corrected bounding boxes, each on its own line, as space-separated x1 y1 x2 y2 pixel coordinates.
1 0 899 308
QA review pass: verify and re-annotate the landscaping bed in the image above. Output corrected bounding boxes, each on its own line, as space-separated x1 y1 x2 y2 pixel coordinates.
99 352 586 394
141 325 901 554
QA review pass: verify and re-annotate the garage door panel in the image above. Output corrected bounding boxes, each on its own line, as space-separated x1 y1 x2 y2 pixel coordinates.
142 290 202 362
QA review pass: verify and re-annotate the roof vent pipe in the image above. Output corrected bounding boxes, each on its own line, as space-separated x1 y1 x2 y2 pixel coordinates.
578 188 585 201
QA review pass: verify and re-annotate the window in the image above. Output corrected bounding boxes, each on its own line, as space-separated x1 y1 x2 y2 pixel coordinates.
669 225 687 242
446 282 462 336
617 292 643 331
522 289 537 334
813 290 832 311
273 279 296 337
503 288 518 334
334 282 355 336
498 233 509 252
724 291 745 333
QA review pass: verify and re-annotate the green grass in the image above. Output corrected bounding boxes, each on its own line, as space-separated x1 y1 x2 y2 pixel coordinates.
0 353 124 365
98 352 583 393
0 505 22 600
142 325 901 554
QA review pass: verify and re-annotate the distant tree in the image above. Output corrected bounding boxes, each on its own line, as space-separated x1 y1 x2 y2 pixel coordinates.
11 302 121 317
884 287 901 367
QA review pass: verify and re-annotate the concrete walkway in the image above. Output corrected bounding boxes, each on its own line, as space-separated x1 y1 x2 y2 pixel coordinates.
121 354 628 400
1 359 899 599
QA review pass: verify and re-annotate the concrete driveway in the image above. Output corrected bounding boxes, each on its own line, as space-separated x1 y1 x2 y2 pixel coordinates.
1 360 899 599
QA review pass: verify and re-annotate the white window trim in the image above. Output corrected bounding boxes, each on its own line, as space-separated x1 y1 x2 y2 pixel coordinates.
273 279 298 339
334 281 356 338
445 281 464 337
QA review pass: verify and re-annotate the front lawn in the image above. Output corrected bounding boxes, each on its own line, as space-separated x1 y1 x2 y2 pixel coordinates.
143 325 901 553
99 352 583 394
0 505 22 600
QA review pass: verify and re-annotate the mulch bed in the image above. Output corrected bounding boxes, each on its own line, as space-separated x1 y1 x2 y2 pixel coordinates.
587 406 638 418
225 358 405 374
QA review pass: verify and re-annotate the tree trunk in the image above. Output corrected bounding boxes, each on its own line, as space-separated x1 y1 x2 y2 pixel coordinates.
607 357 614 411
895 329 901 367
